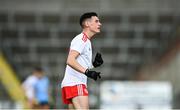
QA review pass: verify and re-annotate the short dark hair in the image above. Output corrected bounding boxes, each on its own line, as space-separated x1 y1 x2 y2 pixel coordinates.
79 12 98 27
34 67 43 72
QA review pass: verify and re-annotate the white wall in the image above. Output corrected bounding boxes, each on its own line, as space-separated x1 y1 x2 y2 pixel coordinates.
150 51 180 95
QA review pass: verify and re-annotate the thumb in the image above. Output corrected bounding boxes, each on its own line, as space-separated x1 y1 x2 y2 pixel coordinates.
98 75 101 79
98 72 101 78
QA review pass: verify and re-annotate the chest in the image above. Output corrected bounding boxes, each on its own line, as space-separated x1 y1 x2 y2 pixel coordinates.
83 42 92 55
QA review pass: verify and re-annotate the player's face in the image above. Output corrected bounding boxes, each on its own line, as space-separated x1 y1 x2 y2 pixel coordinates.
34 71 44 79
89 16 102 33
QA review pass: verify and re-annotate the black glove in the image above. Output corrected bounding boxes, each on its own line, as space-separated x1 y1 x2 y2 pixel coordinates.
93 52 103 68
84 69 101 81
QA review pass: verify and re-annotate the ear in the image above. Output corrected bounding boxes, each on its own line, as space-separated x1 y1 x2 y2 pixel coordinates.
84 20 90 27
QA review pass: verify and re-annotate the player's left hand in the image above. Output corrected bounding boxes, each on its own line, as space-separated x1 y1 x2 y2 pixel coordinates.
93 52 103 68
84 69 101 81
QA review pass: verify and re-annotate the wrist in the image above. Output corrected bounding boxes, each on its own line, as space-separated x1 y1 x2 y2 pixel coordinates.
93 62 96 68
84 69 89 75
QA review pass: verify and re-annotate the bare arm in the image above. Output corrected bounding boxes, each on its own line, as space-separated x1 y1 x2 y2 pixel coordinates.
66 50 87 73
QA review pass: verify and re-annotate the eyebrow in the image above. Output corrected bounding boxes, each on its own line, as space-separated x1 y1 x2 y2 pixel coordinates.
95 19 100 22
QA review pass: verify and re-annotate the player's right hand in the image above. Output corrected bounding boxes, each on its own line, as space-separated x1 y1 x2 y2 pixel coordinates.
93 52 104 68
84 69 101 81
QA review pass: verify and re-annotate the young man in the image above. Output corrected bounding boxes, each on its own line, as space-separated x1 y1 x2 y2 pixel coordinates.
61 12 104 109
34 67 50 109
22 67 39 108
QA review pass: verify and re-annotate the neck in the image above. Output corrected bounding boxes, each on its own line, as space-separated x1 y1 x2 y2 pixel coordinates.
82 29 95 39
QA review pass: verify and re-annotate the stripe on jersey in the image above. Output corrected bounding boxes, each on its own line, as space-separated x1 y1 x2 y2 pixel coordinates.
77 84 83 96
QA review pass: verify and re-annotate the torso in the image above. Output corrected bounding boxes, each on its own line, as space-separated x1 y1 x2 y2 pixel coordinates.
61 33 93 87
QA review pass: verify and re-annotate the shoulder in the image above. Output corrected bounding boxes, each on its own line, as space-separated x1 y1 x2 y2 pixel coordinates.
43 76 49 80
25 75 34 81
28 76 38 83
72 33 88 43
23 75 37 85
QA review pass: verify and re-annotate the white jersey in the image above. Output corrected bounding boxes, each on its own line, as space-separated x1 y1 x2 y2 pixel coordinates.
22 75 38 100
61 33 93 87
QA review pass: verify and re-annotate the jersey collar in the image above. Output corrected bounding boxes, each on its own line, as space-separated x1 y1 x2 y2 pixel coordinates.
82 32 90 40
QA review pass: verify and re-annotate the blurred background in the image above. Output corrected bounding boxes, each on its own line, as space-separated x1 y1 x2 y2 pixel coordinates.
0 0 180 109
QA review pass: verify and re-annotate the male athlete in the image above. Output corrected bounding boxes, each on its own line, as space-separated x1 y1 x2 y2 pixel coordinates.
61 12 103 109
22 67 40 109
